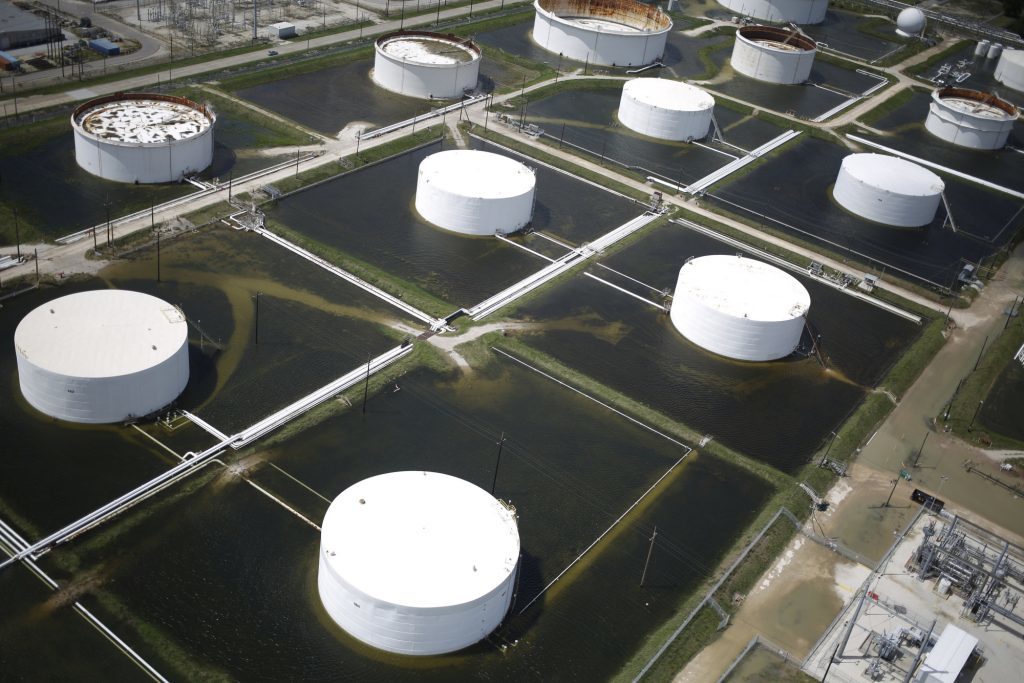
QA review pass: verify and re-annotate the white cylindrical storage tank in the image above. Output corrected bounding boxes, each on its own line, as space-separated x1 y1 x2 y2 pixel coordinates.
14 290 190 424
996 49 1024 91
833 154 944 228
715 0 827 25
372 31 481 100
71 93 216 184
895 8 926 38
975 40 991 57
730 25 817 85
670 255 810 362
925 87 1018 150
617 78 715 141
318 471 520 656
988 43 1003 61
415 150 536 236
531 0 673 67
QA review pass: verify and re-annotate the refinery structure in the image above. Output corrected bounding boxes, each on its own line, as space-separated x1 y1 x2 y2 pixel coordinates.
1 0 1024 682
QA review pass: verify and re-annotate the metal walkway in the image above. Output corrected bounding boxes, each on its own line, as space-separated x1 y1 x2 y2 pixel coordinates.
254 227 448 331
0 518 169 682
0 344 412 572
466 213 661 320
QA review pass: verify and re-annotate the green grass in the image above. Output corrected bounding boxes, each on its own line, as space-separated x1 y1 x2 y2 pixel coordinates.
712 516 794 610
946 318 1024 448
219 44 374 92
633 606 722 682
906 39 971 78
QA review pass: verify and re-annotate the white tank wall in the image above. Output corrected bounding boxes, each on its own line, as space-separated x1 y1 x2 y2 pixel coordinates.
318 550 516 655
833 163 942 228
995 50 1024 92
373 45 480 99
73 126 215 184
415 154 536 235
669 282 805 362
531 1 670 67
618 82 713 141
715 0 827 25
730 34 815 84
16 340 189 424
925 95 1015 150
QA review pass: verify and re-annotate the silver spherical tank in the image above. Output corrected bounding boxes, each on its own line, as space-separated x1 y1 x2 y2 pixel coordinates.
670 255 810 362
895 8 926 37
531 0 673 67
715 0 828 25
618 79 715 141
995 49 1024 92
372 31 481 100
14 290 190 423
925 87 1018 150
318 471 520 656
415 150 536 236
833 154 944 228
730 25 817 85
71 93 215 184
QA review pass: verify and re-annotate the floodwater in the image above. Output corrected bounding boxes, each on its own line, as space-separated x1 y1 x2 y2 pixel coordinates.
474 16 734 80
7 359 770 681
721 643 812 682
235 55 522 136
103 227 416 434
917 45 1024 109
802 10 906 62
855 89 1024 191
978 349 1024 442
0 111 293 245
517 84 786 184
509 222 922 472
706 135 1024 287
267 139 643 311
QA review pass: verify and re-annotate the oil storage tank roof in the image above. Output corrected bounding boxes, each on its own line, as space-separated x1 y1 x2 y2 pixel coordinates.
14 290 188 379
841 153 944 196
320 471 520 609
624 78 714 111
418 150 535 200
677 255 809 322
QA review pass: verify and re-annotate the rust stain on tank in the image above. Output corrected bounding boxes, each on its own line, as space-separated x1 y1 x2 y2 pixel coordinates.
538 0 672 31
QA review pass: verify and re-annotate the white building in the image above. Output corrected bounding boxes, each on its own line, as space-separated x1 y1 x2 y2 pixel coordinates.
14 290 190 424
373 31 481 100
72 93 216 184
318 471 520 655
670 255 810 362
531 0 672 67
415 150 536 236
618 79 715 141
833 153 945 228
730 25 817 85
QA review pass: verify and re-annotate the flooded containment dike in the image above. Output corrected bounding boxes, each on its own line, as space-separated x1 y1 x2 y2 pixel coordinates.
71 93 216 183
317 471 520 655
531 0 672 67
617 79 715 141
14 290 190 423
730 25 817 85
925 87 1018 150
716 0 828 25
415 150 536 236
833 153 945 228
670 255 810 362
372 31 482 100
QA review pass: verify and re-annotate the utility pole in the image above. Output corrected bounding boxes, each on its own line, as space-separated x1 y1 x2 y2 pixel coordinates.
104 200 112 247
882 477 899 508
228 172 233 201
974 335 989 371
155 227 161 282
362 352 371 414
640 526 658 587
912 432 929 468
34 248 39 283
819 431 838 467
254 291 261 345
491 431 505 495
967 400 984 432
13 207 19 259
